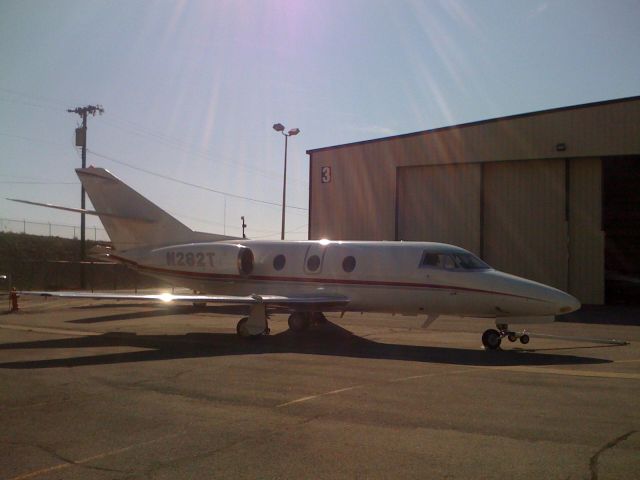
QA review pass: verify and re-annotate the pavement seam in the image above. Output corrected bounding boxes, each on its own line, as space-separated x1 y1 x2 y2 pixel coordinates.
589 430 637 480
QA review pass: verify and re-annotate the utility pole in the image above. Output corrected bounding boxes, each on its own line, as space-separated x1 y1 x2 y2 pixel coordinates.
67 104 104 288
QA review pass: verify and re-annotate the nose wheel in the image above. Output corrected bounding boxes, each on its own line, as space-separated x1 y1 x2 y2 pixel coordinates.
482 325 530 350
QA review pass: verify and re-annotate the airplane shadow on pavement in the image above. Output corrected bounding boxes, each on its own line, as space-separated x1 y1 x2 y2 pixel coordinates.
0 319 612 370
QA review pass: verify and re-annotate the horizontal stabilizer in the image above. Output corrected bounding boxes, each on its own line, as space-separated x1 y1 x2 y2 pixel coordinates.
6 198 154 223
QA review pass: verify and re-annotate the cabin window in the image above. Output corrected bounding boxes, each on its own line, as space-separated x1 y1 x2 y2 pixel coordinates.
307 254 321 272
273 254 286 271
342 256 356 273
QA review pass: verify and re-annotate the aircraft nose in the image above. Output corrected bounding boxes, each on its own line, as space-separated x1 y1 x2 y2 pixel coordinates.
494 272 581 315
556 291 581 314
537 284 581 315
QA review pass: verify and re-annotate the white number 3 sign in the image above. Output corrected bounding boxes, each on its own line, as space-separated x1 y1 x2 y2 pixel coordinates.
321 166 332 183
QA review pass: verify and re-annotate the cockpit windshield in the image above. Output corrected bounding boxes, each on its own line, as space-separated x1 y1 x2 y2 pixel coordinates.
420 251 491 270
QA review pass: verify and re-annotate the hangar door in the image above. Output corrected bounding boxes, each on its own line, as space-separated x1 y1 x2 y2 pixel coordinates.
483 160 568 291
396 164 481 254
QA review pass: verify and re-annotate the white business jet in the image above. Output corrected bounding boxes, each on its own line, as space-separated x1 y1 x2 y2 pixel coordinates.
10 167 580 350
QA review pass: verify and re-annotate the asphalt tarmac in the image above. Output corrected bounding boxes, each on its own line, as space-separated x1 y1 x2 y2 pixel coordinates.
1 296 639 479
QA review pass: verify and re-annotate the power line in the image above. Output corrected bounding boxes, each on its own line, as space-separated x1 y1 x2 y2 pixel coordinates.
0 129 310 212
1 89 308 188
0 181 78 185
88 149 309 211
250 222 309 239
0 87 69 110
1 90 311 213
101 116 308 187
0 131 70 149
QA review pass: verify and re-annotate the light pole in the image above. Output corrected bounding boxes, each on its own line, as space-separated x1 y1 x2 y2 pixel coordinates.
272 123 300 240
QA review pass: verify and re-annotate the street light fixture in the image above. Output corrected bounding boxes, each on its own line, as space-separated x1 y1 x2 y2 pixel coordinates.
272 123 300 240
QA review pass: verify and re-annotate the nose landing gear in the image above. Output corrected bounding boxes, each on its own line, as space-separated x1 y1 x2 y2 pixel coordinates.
482 324 530 350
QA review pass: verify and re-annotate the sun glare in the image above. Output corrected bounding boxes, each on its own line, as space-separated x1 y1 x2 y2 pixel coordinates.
159 292 174 303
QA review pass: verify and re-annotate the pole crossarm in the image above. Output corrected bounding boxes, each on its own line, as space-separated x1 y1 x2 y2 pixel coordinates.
67 105 104 116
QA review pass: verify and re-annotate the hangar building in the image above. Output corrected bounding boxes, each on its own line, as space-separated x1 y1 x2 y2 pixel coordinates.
307 96 640 305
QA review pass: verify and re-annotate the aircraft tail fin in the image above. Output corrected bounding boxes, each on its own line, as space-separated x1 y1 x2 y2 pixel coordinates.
76 167 239 251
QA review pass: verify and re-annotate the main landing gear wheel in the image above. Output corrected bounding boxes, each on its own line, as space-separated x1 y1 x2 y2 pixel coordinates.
520 334 530 345
311 312 328 324
236 317 267 339
288 313 311 333
482 329 502 350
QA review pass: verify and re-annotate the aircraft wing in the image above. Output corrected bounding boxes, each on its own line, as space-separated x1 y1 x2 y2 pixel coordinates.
18 291 350 310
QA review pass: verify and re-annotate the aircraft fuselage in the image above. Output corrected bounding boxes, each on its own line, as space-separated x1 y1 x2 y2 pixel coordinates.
111 239 579 321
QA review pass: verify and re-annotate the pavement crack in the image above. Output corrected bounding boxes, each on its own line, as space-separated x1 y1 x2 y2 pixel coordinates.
33 443 127 474
589 430 636 480
35 443 75 465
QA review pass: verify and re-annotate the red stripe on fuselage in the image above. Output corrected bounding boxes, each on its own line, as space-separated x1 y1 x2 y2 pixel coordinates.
109 253 547 302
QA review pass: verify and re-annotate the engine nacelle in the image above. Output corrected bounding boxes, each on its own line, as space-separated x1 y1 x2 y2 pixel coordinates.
146 243 254 276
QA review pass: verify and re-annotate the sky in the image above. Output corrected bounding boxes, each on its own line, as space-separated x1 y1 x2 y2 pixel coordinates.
1 0 639 241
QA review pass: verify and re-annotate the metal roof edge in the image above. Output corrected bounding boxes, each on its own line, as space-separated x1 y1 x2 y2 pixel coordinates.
306 95 640 155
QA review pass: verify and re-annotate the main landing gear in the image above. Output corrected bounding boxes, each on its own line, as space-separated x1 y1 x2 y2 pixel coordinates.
236 303 270 338
287 312 327 333
236 307 328 338
481 324 530 350
236 316 270 338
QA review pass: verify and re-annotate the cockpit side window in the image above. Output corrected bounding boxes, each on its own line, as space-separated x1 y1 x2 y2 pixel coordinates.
420 252 455 269
422 253 439 267
451 253 490 270
420 251 490 270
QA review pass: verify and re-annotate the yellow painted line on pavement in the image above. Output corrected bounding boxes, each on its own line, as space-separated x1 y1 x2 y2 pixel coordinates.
9 433 182 480
277 368 475 408
389 368 476 383
0 324 100 337
277 385 365 408
276 360 640 409
476 365 640 380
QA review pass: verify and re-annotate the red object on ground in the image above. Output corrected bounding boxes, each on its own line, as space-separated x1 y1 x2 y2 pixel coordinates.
9 288 19 312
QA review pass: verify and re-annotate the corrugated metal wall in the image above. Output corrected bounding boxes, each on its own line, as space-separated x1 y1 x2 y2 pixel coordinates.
396 164 481 254
309 98 640 304
309 149 396 240
569 158 604 303
483 160 568 290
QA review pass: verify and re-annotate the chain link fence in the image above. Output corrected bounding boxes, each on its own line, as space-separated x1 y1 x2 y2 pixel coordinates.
0 218 110 242
0 221 171 291
2 260 172 292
